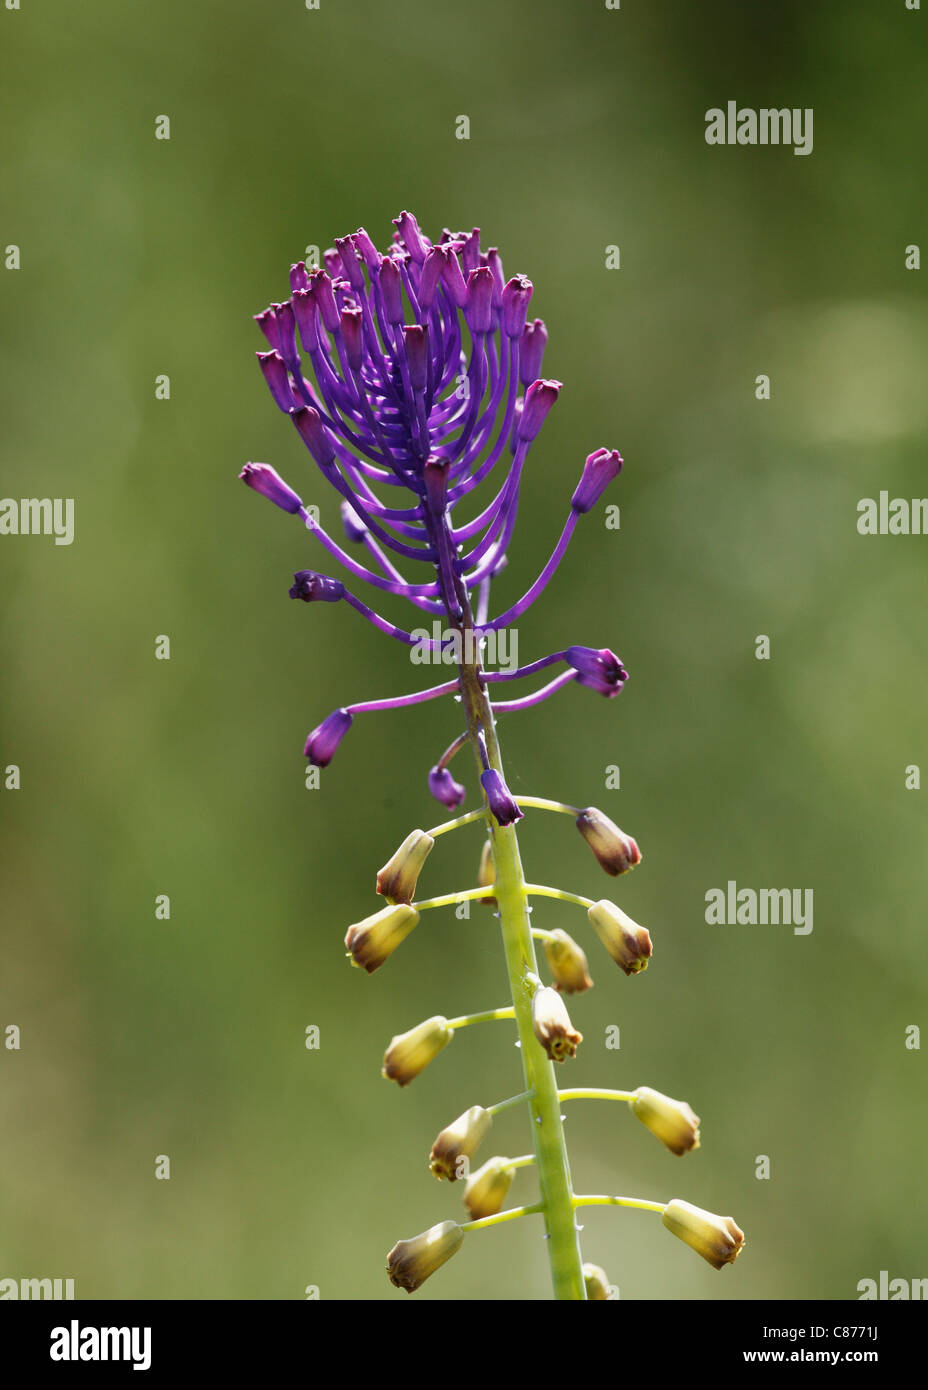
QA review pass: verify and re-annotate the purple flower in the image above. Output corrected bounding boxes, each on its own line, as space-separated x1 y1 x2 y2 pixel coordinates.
480 769 523 827
566 647 628 697
239 462 303 515
428 765 467 811
242 216 627 784
289 571 345 603
571 448 623 514
304 708 353 767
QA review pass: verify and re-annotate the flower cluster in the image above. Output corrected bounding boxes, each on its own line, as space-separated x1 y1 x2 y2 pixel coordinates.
242 214 745 1298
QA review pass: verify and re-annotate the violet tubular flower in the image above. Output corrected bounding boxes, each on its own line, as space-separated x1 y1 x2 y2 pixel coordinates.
241 214 744 1299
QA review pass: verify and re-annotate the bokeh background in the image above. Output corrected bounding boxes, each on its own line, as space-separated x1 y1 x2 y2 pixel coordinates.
1 0 925 1300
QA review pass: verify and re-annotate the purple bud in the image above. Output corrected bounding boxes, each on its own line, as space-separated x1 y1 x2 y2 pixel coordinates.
353 227 381 271
254 307 281 351
290 262 309 293
460 227 481 274
394 211 429 264
323 247 344 278
571 448 623 514
256 351 296 413
403 325 429 390
334 236 365 292
379 256 405 323
418 247 444 310
480 769 523 827
275 301 299 368
428 765 467 811
292 287 319 353
340 498 368 542
486 248 505 307
438 245 469 309
304 708 353 767
289 570 346 603
501 275 533 339
239 462 303 514
308 268 340 332
519 318 548 386
341 306 363 370
465 267 494 334
518 379 561 442
566 646 628 697
293 406 336 468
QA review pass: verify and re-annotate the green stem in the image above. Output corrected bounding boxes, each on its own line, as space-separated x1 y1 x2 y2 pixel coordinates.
573 1194 666 1214
454 620 587 1300
558 1088 636 1104
461 1202 544 1233
447 1006 515 1029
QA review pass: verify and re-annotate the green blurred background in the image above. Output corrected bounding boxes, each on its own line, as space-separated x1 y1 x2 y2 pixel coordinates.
1 0 925 1300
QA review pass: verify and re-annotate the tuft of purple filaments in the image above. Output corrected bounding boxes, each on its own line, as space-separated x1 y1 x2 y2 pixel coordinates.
241 213 625 818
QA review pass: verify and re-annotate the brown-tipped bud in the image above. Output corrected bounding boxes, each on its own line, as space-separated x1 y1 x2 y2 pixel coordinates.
531 985 583 1062
386 1220 464 1292
463 1156 515 1219
382 1015 454 1087
429 1105 492 1181
344 903 418 974
576 808 641 876
477 838 497 907
583 1262 612 1300
376 829 434 904
661 1199 745 1270
543 928 593 994
632 1086 701 1156
587 899 653 976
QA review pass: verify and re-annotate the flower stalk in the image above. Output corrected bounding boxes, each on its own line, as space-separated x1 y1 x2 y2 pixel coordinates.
242 212 745 1300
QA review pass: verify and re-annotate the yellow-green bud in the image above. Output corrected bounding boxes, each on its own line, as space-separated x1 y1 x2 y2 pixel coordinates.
576 808 641 875
386 1220 464 1292
583 1262 611 1300
587 899 652 975
463 1157 515 1219
429 1105 493 1181
531 985 583 1062
632 1086 701 1155
661 1199 745 1270
344 903 419 973
376 829 434 904
543 928 593 994
477 838 497 907
382 1015 454 1087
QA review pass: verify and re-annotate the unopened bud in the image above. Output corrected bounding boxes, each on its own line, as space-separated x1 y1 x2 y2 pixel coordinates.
344 903 418 974
303 707 352 767
382 1015 454 1087
463 1157 515 1219
661 1200 745 1270
387 1221 464 1293
376 829 434 905
587 899 652 976
632 1086 701 1156
531 985 582 1062
576 808 641 876
239 462 302 515
543 928 593 994
583 1263 611 1300
429 1105 492 1181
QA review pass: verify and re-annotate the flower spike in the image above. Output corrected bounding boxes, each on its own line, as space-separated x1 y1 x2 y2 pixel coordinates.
242 214 744 1300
